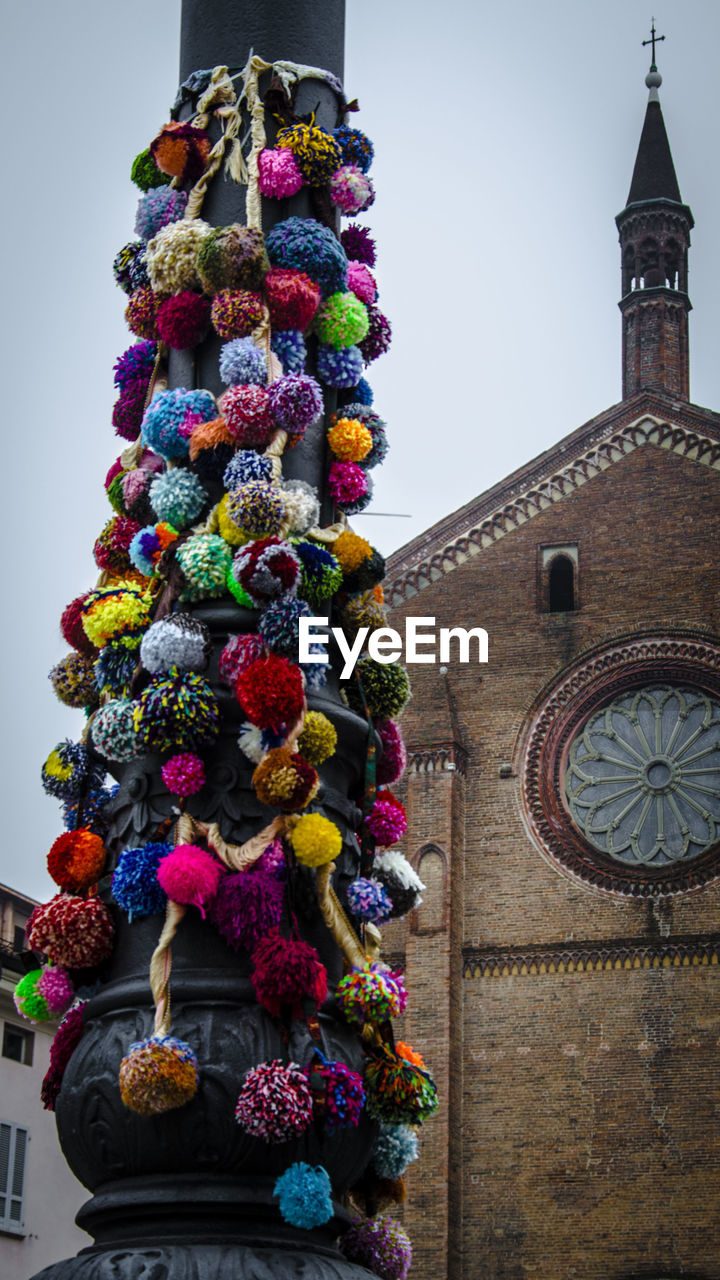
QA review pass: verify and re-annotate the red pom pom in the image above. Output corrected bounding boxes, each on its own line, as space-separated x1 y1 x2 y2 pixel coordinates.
27 896 114 969
156 291 210 349
61 593 97 657
252 932 327 1018
47 829 107 892
365 792 407 847
221 385 274 447
264 268 321 331
236 654 304 733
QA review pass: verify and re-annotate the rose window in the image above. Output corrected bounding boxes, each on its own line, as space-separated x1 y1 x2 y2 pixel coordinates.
564 686 720 867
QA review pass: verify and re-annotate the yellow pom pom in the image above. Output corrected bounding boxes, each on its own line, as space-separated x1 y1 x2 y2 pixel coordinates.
290 812 342 867
217 492 249 547
297 711 338 766
327 417 373 463
333 530 372 574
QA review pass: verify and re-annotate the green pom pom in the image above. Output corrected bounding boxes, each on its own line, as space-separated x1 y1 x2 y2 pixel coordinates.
315 292 369 350
131 148 172 193
347 658 411 719
14 970 50 1022
107 473 128 515
225 568 254 609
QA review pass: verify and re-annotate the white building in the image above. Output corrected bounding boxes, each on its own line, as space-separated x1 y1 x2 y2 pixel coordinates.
0 883 89 1279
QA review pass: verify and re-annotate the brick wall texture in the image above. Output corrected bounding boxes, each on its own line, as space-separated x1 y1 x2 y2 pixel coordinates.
385 439 720 1280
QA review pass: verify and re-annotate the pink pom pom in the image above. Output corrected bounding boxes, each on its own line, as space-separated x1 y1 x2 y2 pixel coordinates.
37 967 74 1017
330 165 375 215
219 634 265 686
156 844 222 915
221 385 274 448
365 792 407 847
258 148 304 198
375 719 407 785
328 460 368 506
161 753 206 798
347 261 377 306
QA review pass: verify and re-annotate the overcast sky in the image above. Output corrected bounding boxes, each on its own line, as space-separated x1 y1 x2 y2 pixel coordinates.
2 0 718 900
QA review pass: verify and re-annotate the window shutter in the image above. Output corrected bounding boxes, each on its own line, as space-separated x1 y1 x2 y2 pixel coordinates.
0 1121 28 1234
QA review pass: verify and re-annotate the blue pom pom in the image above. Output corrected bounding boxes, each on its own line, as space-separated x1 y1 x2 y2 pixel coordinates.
94 643 138 694
150 468 208 529
141 388 216 462
135 187 188 242
112 842 171 920
301 643 329 691
129 526 160 576
114 341 158 391
41 739 104 802
354 377 373 406
271 330 307 375
347 876 393 923
274 1162 333 1229
63 784 117 836
316 344 364 388
219 337 268 387
223 451 273 489
371 1123 420 1181
258 596 313 659
333 125 374 173
266 217 348 298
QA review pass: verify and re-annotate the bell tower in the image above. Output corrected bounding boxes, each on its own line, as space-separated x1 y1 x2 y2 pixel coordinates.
616 29 693 400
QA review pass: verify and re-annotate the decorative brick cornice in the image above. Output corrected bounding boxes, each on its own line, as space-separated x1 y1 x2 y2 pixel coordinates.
406 741 468 776
386 412 720 606
462 934 720 979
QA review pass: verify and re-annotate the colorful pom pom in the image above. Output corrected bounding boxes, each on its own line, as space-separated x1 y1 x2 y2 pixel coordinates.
156 844 222 915
145 218 210 294
221 384 273 446
223 450 273 490
41 1004 86 1110
294 541 342 606
47 829 106 893
41 740 103 803
218 337 268 387
130 148 171 192
347 261 377 306
360 305 392 363
350 659 411 718
133 669 219 753
340 1215 412 1280
112 842 171 920
236 654 304 733
328 460 368 508
211 289 266 340
276 123 341 186
374 719 407 785
141 387 216 462
27 895 114 969
93 515 141 575
119 1034 199 1115
140 613 211 674
289 812 342 868
264 268 321 331
156 291 210 349
266 217 348 298
235 1060 314 1142
252 748 319 811
61 592 98 657
268 373 323 438
48 653 98 710
297 711 337 765
316 344 364 388
333 126 374 173
150 121 211 183
211 868 284 952
91 698 137 762
366 793 407 847
372 1124 420 1181
176 534 232 601
279 480 320 535
257 147 304 198
252 932 327 1019
161 753 206 798
271 329 307 374
135 186 188 241
218 634 265 686
125 286 160 340
340 224 376 268
37 966 75 1017
363 1041 438 1125
327 416 373 462
305 1048 365 1133
347 877 393 923
226 482 285 538
197 224 269 293
274 1162 333 1229
329 166 375 216
336 964 407 1025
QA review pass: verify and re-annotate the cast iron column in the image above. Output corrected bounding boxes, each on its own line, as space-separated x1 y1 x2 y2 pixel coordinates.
31 3 384 1277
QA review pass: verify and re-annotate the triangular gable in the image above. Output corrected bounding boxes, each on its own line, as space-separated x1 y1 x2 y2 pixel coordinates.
385 394 720 607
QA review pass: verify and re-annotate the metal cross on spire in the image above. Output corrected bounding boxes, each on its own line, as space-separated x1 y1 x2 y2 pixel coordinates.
642 19 665 71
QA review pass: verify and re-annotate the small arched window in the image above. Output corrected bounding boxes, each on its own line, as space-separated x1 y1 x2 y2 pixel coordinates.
548 555 575 612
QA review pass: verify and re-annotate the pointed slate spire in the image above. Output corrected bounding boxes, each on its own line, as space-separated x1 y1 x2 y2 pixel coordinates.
626 67 682 205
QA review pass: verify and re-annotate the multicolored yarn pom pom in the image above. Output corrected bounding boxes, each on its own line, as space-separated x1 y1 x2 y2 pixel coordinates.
14 967 73 1023
333 126 375 173
119 1034 199 1115
41 1003 86 1111
156 844 222 915
374 719 406 785
340 1214 412 1280
135 185 188 242
336 964 407 1025
347 877 393 923
211 868 284 951
91 698 138 762
360 305 392 363
223 450 273 490
347 261 377 306
27 895 114 969
218 633 265 687
274 1162 333 1229
363 1041 439 1125
49 653 98 710
258 147 304 198
365 793 407 847
232 537 300 605
41 740 103 803
264 268 321 331
47 829 107 893
289 812 342 868
129 522 179 577
221 385 274 447
268 373 324 438
218 337 268 387
258 596 313 660
275 123 342 186
350 658 411 718
329 166 375 216
125 287 160 341
62 786 116 839
235 1060 314 1142
372 850 425 919
371 1124 420 1181
140 613 211 674
161 753 206 798
278 480 320 535
134 669 219 755
130 147 171 192
211 289 265 341
176 534 233 601
141 387 217 462
305 1049 365 1133
252 932 327 1019
266 217 348 298
94 642 141 695
271 329 307 374
197 224 269 293
145 217 210 293
112 842 171 920
151 121 211 184
328 460 368 508
316 343 364 388
252 748 319 811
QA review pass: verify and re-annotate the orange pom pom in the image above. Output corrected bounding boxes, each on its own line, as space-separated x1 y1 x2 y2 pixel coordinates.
47 829 107 892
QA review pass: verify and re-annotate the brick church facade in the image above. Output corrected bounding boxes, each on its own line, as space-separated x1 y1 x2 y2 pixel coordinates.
382 62 720 1280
